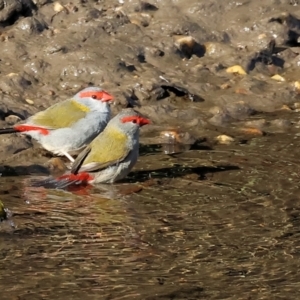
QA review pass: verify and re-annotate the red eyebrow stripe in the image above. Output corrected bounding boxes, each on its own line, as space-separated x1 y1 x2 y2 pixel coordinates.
79 91 104 98
79 91 113 102
121 116 138 123
121 116 150 125
14 125 50 135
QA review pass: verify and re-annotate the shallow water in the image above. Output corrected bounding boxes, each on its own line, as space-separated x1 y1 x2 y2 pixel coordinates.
1 130 300 299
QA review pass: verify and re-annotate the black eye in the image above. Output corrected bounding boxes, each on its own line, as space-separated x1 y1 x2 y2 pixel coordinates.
91 95 97 99
132 119 137 124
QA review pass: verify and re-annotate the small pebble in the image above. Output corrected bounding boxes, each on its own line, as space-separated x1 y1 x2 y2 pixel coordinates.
7 73 18 77
25 99 34 105
293 81 300 91
174 35 196 57
226 65 247 75
174 36 195 49
5 115 21 124
271 74 285 82
216 134 235 145
53 2 65 12
239 128 264 136
278 105 292 111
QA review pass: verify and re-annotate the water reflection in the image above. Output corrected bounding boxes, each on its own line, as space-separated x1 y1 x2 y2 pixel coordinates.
1 133 300 298
0 178 156 298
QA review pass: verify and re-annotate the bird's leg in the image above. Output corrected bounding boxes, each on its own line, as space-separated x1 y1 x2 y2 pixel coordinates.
61 151 75 163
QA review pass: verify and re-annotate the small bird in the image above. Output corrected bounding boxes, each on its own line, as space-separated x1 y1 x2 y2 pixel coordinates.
0 86 113 162
37 108 150 189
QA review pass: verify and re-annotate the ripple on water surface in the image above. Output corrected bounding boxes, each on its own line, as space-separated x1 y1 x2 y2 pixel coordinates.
1 134 300 299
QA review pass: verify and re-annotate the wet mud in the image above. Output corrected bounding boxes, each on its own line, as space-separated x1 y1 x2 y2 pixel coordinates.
1 0 300 299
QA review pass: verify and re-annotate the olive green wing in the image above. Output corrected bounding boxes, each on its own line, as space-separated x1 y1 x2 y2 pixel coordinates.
29 100 90 129
71 130 130 174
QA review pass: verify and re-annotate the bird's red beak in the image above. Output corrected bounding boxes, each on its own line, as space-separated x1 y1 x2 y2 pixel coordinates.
101 91 114 102
137 116 151 126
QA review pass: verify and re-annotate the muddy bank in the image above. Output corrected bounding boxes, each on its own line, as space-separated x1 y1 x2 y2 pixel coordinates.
1 0 300 167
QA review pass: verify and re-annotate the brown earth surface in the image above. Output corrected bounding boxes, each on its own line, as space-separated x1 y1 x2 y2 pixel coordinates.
1 0 300 171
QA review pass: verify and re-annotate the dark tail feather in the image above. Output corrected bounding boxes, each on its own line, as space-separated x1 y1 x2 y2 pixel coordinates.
0 128 18 134
31 172 93 190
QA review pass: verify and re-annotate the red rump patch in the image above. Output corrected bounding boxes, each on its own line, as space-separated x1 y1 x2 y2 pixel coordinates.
79 90 113 102
58 172 93 183
14 125 49 135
